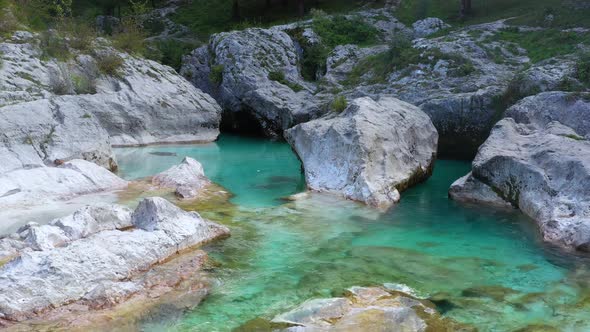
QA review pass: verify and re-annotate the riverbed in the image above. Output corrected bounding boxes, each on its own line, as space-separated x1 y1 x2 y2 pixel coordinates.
112 134 590 331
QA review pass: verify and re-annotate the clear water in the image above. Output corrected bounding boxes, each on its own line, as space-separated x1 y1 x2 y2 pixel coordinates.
115 135 590 332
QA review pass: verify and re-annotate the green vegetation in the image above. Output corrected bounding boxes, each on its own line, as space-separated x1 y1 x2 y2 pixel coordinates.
72 74 96 94
561 134 586 141
576 53 590 85
290 9 381 82
96 52 124 76
268 71 303 92
311 10 380 48
210 64 225 85
485 27 590 63
331 95 348 112
144 39 199 71
345 35 475 86
172 0 383 40
394 0 590 28
39 31 70 61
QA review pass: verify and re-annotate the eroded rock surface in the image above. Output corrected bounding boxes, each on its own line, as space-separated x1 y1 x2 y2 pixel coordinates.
0 31 221 172
152 157 211 199
450 92 590 251
0 197 229 323
0 159 128 211
182 27 323 137
271 285 470 331
286 97 437 208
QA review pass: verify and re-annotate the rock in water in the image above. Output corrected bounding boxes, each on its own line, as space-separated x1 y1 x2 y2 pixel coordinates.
152 157 211 199
285 97 438 208
450 92 590 251
270 285 470 331
0 197 229 322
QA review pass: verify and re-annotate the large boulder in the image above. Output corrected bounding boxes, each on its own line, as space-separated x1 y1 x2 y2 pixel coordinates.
270 285 469 331
0 197 229 322
0 32 221 172
450 92 590 251
285 97 438 208
152 157 211 199
181 28 323 137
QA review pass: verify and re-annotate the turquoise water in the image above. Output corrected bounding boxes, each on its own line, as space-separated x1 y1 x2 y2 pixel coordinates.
115 135 590 332
116 135 305 207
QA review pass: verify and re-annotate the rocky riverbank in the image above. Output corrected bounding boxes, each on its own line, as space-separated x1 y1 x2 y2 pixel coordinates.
450 92 590 252
0 197 229 327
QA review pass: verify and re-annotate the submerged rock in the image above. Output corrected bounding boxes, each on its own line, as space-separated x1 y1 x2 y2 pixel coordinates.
152 157 211 199
286 97 438 208
271 285 471 331
450 92 590 251
0 197 229 322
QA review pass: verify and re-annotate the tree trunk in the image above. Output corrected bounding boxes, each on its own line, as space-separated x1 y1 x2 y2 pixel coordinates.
298 0 305 16
461 0 472 16
232 0 240 21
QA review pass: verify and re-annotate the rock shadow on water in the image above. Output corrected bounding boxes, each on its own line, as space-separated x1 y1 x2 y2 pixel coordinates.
149 151 178 157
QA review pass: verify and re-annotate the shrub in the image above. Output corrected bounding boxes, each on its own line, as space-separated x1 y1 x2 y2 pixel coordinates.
72 73 96 94
210 64 224 84
40 31 70 61
146 39 199 71
311 10 380 48
268 70 286 82
111 20 146 55
60 19 95 52
331 95 348 113
346 34 419 86
96 52 124 76
0 6 19 35
287 27 330 82
268 70 303 92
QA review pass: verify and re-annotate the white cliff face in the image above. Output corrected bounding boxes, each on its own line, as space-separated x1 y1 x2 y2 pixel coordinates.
286 97 438 208
0 197 229 322
450 92 590 252
0 31 222 172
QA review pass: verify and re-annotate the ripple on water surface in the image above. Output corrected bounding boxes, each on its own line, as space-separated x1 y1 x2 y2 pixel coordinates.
114 135 590 332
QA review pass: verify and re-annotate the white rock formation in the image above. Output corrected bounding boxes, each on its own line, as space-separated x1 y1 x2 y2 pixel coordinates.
0 197 229 322
152 157 211 199
450 92 590 251
286 97 438 208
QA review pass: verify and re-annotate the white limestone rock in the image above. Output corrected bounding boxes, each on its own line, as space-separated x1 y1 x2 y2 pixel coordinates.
152 157 211 199
0 197 229 322
450 93 590 251
286 97 438 208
